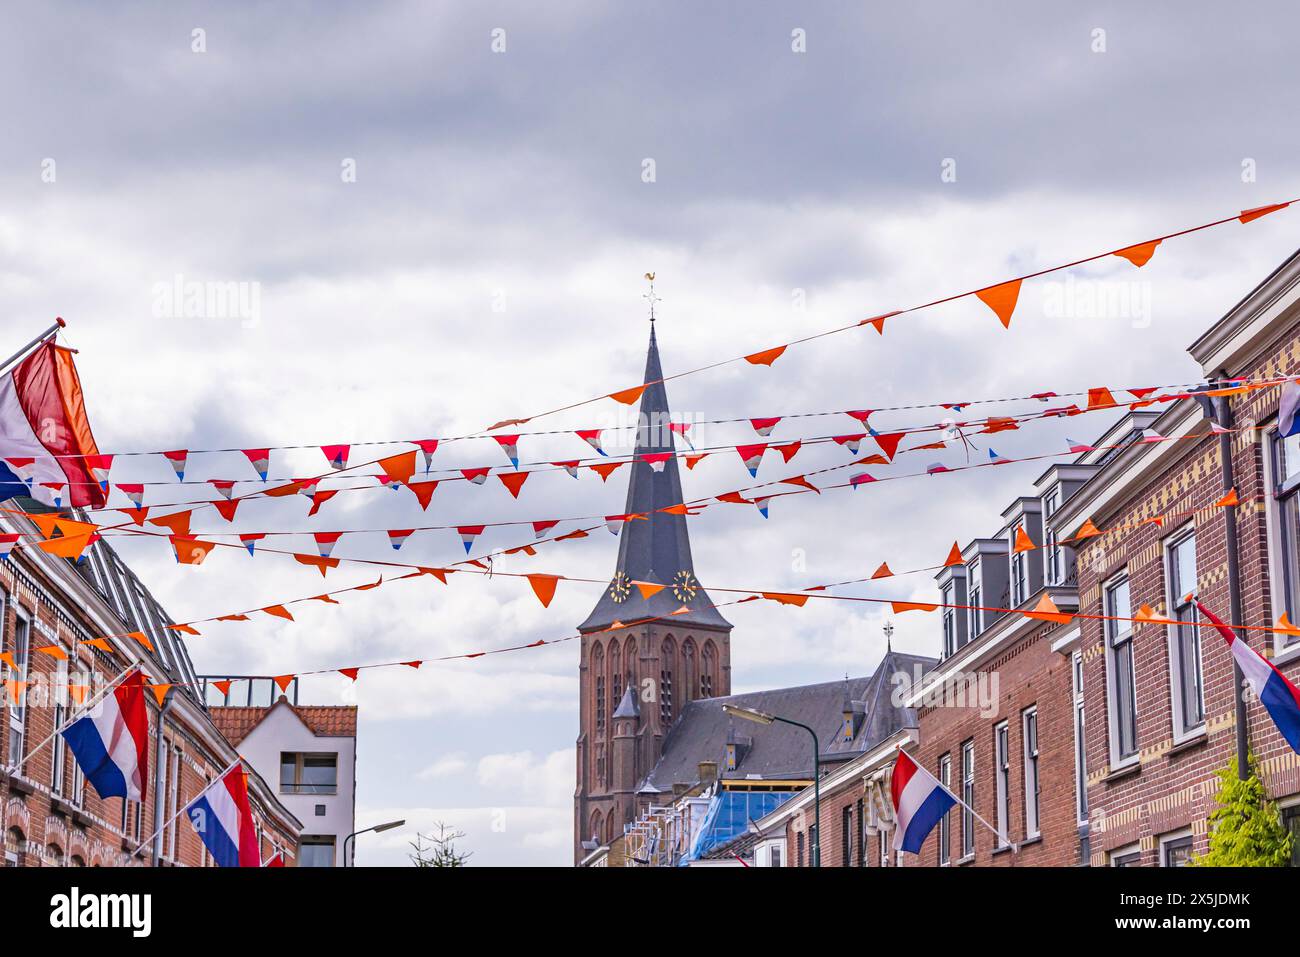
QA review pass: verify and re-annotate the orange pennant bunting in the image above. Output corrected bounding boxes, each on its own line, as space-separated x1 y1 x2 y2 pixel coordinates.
127 630 154 652
262 605 294 621
1239 202 1290 224
149 510 192 537
1214 488 1239 508
295 553 340 577
944 542 964 567
609 385 646 406
1073 519 1102 540
213 680 233 696
762 592 809 607
172 536 216 565
1024 593 1073 624
871 562 893 580
379 451 417 486
498 472 530 499
744 345 787 367
1012 526 1037 553
38 533 93 560
526 574 561 608
1275 613 1300 637
168 623 201 636
81 638 112 652
67 685 88 704
590 462 623 482
273 674 295 693
634 581 667 600
892 601 938 614
35 645 68 660
975 279 1022 329
339 667 360 681
1113 240 1161 268
149 683 172 706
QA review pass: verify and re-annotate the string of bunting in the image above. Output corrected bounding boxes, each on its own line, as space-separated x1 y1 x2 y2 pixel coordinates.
471 200 1296 433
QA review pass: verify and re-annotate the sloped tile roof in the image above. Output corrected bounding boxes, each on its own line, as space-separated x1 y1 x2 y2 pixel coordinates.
210 698 357 746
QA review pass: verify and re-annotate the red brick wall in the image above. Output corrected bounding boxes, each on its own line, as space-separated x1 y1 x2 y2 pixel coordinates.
904 622 1082 867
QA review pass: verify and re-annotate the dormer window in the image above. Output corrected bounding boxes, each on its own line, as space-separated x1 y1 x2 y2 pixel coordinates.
1010 525 1028 606
942 582 957 657
967 559 982 639
1043 488 1063 585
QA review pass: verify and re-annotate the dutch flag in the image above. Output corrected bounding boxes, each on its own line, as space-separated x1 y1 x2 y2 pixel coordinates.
1197 600 1300 754
891 748 957 854
0 340 107 509
61 670 149 801
186 763 261 867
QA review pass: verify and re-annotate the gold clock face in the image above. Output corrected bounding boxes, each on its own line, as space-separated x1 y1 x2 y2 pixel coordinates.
672 570 697 602
609 571 631 603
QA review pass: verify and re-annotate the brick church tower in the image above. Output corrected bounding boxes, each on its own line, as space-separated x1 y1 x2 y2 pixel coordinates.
573 321 732 863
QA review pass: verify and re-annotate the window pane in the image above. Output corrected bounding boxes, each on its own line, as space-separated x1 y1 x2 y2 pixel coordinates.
1106 577 1131 623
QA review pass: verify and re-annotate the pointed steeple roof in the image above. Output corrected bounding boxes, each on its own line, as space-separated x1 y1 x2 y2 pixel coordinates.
579 325 731 634
612 681 640 719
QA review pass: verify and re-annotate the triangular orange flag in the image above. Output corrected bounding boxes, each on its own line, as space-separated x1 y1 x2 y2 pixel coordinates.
944 542 964 567
782 475 820 493
1113 240 1161 268
418 567 451 584
81 638 112 652
22 512 61 539
762 592 809 607
634 581 667 600
379 451 417 486
122 506 150 526
295 554 339 577
684 454 707 470
975 279 1022 329
590 462 623 482
1214 488 1239 508
1024 593 1073 624
1073 519 1102 540
1239 202 1290 224
609 385 646 406
1087 387 1118 410
35 645 68 660
67 684 88 704
149 510 192 537
744 345 787 367
409 479 438 511
498 472 530 499
5 680 26 705
871 562 893 580
169 623 201 636
262 605 294 621
1012 526 1036 553
859 310 900 335
126 630 154 652
526 574 561 608
213 680 233 696
273 674 295 693
172 536 216 565
339 667 360 681
0 651 13 669
148 683 172 706
1275 613 1300 637
213 498 240 523
54 518 97 538
892 601 938 614
38 533 93 560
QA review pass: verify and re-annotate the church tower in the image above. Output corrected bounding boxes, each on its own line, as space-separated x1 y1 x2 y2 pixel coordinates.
573 320 732 863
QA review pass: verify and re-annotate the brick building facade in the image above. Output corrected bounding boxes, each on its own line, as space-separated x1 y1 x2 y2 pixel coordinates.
0 509 301 866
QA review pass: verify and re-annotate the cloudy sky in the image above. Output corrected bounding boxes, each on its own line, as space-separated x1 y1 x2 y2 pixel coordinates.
3 2 1298 865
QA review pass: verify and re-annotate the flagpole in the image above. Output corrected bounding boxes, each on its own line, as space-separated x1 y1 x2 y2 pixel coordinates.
131 755 243 861
896 748 1017 855
6 666 135 772
0 317 65 377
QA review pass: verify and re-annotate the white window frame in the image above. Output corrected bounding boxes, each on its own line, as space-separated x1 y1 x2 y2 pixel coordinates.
938 753 952 865
967 559 982 639
1010 525 1028 606
1043 487 1064 586
51 653 69 795
1164 525 1205 742
6 610 31 772
1072 650 1088 825
941 581 956 657
960 740 975 860
993 722 1010 847
1265 423 1300 663
1022 706 1040 839
1159 827 1194 867
1109 842 1142 867
1103 571 1139 768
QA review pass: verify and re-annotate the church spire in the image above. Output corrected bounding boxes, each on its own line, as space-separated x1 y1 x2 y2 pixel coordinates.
578 312 731 635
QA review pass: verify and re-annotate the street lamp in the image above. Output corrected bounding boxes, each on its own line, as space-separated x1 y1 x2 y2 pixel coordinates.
343 819 405 867
723 703 822 867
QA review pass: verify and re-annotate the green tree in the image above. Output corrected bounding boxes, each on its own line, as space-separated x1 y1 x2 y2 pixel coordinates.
408 821 472 867
1193 755 1292 867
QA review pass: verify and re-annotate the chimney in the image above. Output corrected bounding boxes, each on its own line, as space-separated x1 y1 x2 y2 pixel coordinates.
698 761 718 784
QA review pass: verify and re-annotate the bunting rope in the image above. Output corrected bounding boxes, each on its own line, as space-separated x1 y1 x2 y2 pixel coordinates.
470 200 1296 433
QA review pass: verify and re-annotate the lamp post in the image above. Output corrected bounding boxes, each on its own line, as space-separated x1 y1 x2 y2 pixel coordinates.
723 703 821 867
343 819 405 867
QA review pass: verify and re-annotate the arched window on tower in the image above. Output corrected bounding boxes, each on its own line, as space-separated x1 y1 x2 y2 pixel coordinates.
660 637 676 725
701 640 717 698
682 639 697 705
590 810 604 847
610 643 622 707
592 643 606 733
624 637 638 700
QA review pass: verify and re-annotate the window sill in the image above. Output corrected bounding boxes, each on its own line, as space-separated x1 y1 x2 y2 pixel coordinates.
956 853 976 866
1020 834 1043 849
991 843 1013 857
1166 730 1208 758
1102 761 1141 783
